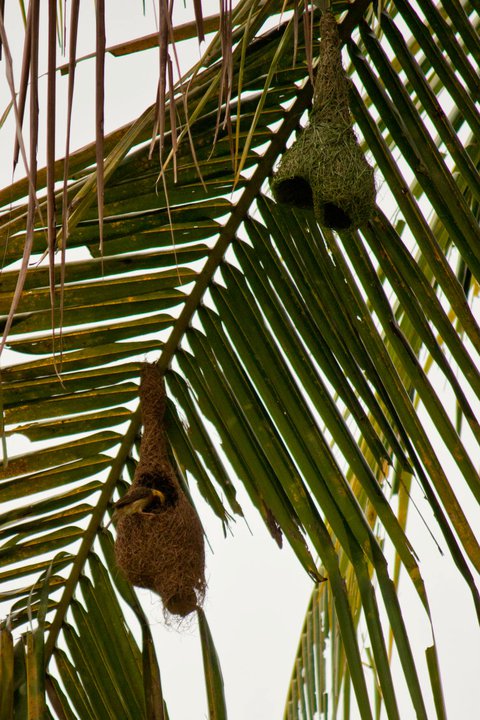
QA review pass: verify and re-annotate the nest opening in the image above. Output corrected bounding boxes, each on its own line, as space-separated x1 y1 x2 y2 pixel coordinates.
320 202 352 230
136 470 179 507
273 176 313 209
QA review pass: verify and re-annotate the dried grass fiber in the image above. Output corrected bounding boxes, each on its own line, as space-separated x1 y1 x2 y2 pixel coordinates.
270 10 375 230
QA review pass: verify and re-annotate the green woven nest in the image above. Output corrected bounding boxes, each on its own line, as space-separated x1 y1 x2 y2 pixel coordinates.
271 10 375 230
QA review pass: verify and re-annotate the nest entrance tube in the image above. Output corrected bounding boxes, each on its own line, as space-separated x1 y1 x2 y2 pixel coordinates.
272 176 313 209
114 364 206 620
270 10 375 230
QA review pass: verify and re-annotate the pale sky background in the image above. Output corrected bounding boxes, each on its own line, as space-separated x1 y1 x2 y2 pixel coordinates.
0 2 479 719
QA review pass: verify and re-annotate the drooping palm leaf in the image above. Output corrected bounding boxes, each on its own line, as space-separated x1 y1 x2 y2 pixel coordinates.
0 1 479 718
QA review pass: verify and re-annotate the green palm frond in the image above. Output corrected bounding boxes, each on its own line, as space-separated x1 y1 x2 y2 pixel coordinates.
0 0 479 718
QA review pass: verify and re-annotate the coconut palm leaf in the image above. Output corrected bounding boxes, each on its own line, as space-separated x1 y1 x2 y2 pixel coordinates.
0 0 479 718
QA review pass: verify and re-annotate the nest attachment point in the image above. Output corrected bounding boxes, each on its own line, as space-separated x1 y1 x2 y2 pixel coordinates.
114 364 206 620
270 10 375 231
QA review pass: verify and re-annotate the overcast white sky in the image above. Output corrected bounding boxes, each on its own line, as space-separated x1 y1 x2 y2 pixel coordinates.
1 2 479 719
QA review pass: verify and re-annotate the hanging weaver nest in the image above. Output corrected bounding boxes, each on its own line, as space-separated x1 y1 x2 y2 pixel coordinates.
270 10 375 230
114 364 206 619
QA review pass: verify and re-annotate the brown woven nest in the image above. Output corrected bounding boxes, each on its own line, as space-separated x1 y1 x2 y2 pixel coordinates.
114 364 206 619
270 10 375 230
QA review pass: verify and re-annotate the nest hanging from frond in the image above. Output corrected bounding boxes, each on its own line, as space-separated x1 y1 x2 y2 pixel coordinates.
114 364 206 619
270 10 375 230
